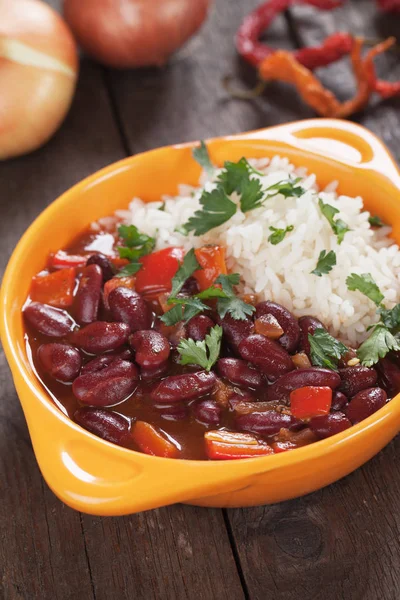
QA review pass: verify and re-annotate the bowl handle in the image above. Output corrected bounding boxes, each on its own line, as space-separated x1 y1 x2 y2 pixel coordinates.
240 118 400 185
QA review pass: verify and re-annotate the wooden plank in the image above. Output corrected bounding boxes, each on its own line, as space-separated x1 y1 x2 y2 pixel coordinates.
107 0 312 154
227 3 400 599
0 58 125 600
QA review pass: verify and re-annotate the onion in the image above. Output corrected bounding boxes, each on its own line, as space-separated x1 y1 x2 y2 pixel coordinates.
63 0 211 69
0 0 78 159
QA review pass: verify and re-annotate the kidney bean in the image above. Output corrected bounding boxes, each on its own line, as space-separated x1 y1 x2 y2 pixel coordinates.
238 334 293 381
256 301 300 353
130 330 170 367
180 276 199 297
74 407 131 445
331 390 348 411
151 371 216 403
193 399 221 426
265 368 341 402
236 410 300 436
298 316 327 357
309 412 352 439
86 253 115 282
141 362 169 380
24 302 76 337
74 264 102 325
108 287 152 332
218 314 254 354
345 387 387 424
73 359 138 406
80 348 132 375
376 357 400 397
186 315 215 342
339 365 377 397
37 343 81 382
71 321 130 354
228 391 255 409
217 358 262 388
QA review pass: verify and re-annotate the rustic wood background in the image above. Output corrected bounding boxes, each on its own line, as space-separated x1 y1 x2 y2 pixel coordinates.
1 1 400 598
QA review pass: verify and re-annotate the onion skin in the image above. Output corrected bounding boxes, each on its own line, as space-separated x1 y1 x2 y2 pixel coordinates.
63 0 211 69
0 0 78 159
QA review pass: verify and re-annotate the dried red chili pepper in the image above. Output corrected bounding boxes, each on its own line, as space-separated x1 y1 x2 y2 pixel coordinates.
236 0 350 69
377 0 400 13
364 37 400 99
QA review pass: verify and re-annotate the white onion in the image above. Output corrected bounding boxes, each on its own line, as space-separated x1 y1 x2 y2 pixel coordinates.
0 0 78 159
63 0 211 68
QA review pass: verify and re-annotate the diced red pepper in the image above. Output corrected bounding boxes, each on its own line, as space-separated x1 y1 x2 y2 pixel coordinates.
290 386 332 419
49 250 87 269
135 247 185 295
110 257 130 269
205 430 273 460
103 276 136 309
194 245 227 291
30 268 76 308
132 421 179 458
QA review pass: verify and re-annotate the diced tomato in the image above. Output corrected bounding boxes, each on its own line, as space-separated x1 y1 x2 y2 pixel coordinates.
30 268 76 308
132 421 179 458
271 441 297 453
193 245 227 291
204 430 273 460
135 247 185 295
290 386 332 419
49 250 87 269
103 276 135 309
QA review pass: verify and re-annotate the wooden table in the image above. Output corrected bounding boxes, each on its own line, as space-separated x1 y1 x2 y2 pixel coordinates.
1 1 400 598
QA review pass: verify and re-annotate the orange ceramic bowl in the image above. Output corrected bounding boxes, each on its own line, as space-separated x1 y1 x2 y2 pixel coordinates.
2 119 400 516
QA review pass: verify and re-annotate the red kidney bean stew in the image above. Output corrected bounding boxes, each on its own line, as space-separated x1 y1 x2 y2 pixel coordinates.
23 219 399 460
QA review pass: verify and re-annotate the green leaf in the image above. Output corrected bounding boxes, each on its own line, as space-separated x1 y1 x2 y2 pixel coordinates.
379 304 400 332
268 225 294 245
218 158 253 195
346 273 384 307
357 324 400 367
183 188 237 236
311 250 336 276
118 224 154 248
318 198 351 244
192 141 215 176
368 215 385 227
115 262 143 278
239 177 265 212
169 248 201 299
217 297 255 321
177 325 223 370
158 202 166 211
308 328 348 370
159 304 184 326
196 287 227 300
265 177 305 199
160 297 210 326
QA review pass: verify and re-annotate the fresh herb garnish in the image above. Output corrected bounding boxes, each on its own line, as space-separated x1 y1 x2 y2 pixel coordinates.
217 158 265 212
214 273 256 321
311 250 336 276
268 225 294 245
265 177 305 199
368 215 385 227
183 188 237 236
192 141 215 176
116 224 155 277
169 249 201 298
356 324 400 368
308 328 348 370
318 198 350 244
177 325 223 371
379 304 400 332
158 202 166 211
346 273 384 307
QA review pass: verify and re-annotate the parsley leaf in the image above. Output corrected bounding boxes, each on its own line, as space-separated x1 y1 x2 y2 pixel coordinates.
311 250 336 276
217 158 265 212
169 248 201 299
308 328 348 370
346 273 384 307
368 215 385 227
192 141 215 176
379 304 400 332
183 188 237 236
160 298 210 327
240 177 265 212
266 177 305 199
357 324 400 367
318 198 351 244
116 224 155 278
215 274 255 321
177 325 223 371
268 225 294 245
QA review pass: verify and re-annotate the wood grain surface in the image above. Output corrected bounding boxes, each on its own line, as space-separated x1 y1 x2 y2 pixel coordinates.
0 1 399 599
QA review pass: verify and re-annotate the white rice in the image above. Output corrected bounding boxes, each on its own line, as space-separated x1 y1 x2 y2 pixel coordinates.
115 156 400 347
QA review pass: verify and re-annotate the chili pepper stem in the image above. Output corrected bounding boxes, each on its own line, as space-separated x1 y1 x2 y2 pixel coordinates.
222 75 266 99
363 38 400 52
